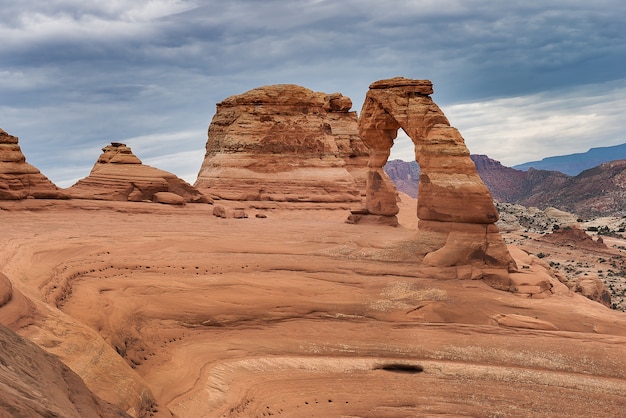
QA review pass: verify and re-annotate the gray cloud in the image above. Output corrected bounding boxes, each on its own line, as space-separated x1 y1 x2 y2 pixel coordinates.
1 0 625 186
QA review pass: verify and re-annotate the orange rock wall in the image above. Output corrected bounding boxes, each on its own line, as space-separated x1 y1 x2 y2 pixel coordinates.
195 85 368 203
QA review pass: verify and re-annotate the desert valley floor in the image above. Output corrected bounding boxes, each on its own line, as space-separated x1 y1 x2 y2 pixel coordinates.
2 196 626 417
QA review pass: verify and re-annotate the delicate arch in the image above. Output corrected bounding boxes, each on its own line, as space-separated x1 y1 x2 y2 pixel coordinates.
354 78 517 280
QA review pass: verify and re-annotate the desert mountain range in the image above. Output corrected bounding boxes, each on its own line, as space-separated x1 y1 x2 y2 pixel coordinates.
1 79 626 417
513 142 626 175
385 153 626 218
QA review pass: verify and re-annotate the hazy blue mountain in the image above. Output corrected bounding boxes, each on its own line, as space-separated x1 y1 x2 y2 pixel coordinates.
513 143 626 175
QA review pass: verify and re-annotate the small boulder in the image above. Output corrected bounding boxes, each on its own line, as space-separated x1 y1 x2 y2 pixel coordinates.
212 205 248 218
231 208 248 219
213 205 227 218
153 192 185 205
569 276 612 308
0 272 13 307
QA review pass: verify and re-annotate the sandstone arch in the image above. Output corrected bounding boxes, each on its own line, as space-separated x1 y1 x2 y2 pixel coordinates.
357 78 516 282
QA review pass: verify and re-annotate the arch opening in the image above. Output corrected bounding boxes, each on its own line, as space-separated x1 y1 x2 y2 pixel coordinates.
384 129 421 200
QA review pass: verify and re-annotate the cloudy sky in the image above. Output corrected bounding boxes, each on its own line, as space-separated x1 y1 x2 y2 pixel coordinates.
2 0 626 186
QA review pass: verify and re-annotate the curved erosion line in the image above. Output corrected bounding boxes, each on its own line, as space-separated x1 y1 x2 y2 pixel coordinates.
169 355 626 414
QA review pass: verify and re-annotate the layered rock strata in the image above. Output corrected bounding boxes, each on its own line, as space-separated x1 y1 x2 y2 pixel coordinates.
195 85 368 204
69 142 209 204
0 272 155 416
354 78 516 283
0 322 130 418
0 128 67 200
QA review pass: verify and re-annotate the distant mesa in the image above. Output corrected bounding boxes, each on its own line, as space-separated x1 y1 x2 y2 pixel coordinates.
68 142 210 204
0 128 67 200
194 84 368 204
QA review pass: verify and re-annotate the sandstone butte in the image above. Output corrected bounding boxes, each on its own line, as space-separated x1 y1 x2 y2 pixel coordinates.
0 79 625 417
0 128 67 200
68 142 210 204
194 84 369 205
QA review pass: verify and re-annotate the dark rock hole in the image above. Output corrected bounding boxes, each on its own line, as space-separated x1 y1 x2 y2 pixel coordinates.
376 363 424 374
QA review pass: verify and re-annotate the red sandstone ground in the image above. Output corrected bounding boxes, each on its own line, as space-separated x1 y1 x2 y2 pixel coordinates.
1 196 626 417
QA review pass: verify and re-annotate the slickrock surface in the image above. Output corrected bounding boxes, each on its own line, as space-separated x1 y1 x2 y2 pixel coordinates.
356 78 516 286
0 128 67 200
195 85 368 205
68 143 209 204
0 322 129 418
0 234 156 417
1 197 625 417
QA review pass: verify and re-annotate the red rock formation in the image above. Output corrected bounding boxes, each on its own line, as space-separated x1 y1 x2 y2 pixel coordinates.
354 78 516 285
195 85 368 204
539 227 607 249
68 142 209 204
0 321 129 418
569 275 612 308
0 128 67 200
0 270 155 416
3 201 626 416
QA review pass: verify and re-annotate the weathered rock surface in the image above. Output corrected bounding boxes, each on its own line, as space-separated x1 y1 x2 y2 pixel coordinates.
0 272 12 307
153 191 186 205
569 275 612 307
0 321 129 418
212 204 248 219
195 85 368 204
0 128 67 200
496 202 581 233
0 269 155 416
68 143 209 204
2 201 626 417
495 202 626 310
356 78 516 284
